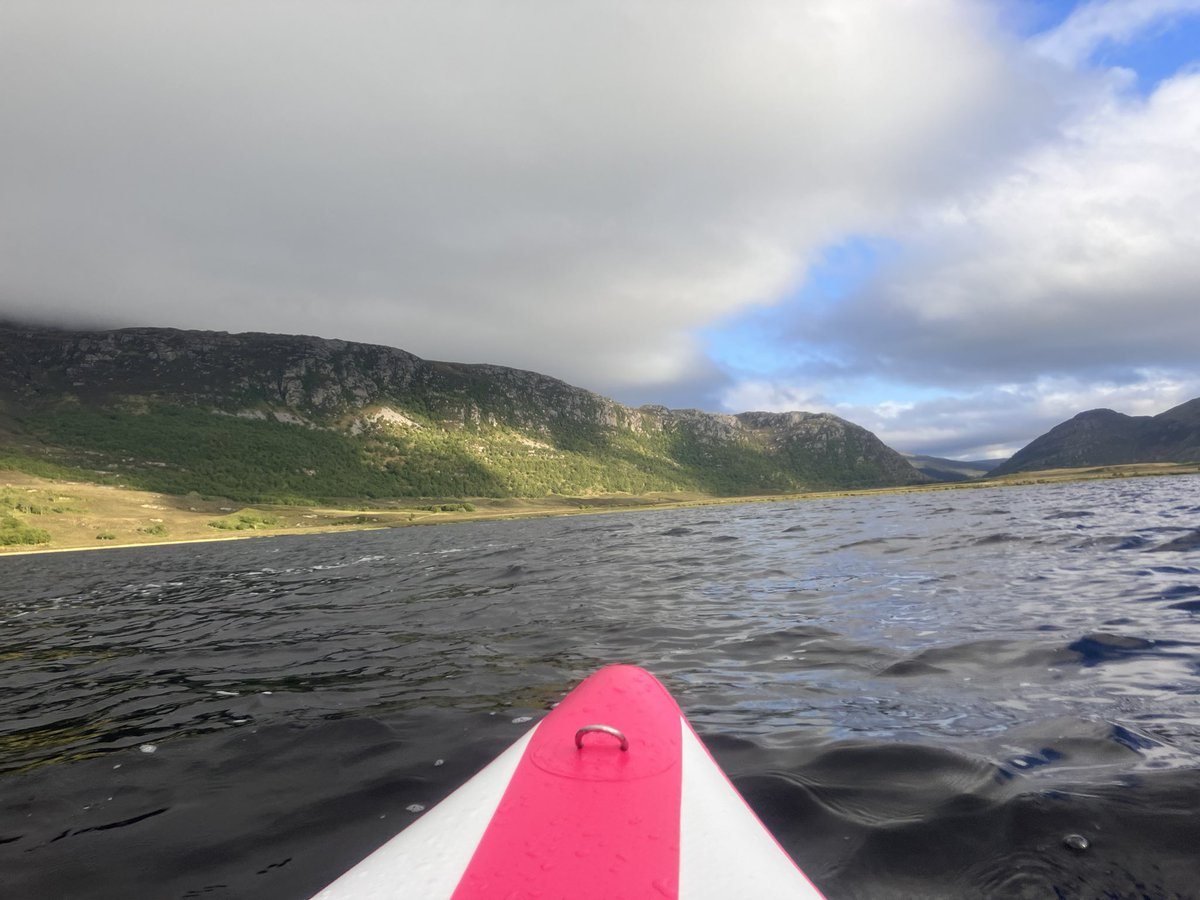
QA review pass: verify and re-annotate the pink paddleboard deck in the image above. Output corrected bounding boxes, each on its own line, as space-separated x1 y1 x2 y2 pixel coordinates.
312 665 825 899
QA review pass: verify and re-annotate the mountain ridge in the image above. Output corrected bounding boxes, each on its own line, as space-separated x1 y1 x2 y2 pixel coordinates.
0 323 926 501
990 400 1200 475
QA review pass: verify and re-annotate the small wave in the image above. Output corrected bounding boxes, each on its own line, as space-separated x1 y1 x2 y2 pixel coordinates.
1116 534 1154 550
878 640 1066 677
1066 632 1196 667
759 741 999 829
1147 529 1200 553
972 533 1023 545
1137 584 1200 603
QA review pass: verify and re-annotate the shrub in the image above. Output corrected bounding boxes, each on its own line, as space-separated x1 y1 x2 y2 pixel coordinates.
0 515 51 546
208 509 281 531
416 502 475 513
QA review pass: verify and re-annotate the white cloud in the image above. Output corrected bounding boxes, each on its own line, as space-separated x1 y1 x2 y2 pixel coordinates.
720 367 1200 459
718 380 835 417
821 373 1200 459
805 68 1200 387
711 53 1200 457
0 0 1059 396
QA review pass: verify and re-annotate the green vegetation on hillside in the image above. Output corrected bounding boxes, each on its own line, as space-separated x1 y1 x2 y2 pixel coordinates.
1 485 73 515
17 405 840 503
0 451 122 486
29 406 386 503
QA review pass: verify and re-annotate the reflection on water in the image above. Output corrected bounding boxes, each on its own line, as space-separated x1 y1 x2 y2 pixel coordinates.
2 475 1200 898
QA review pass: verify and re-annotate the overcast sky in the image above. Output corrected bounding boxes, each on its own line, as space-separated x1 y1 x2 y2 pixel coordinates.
3 0 1198 459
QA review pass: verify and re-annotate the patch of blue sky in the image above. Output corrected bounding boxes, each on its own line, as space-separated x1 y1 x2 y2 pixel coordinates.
701 234 899 378
799 234 901 310
1014 0 1200 92
1087 14 1200 92
700 309 799 376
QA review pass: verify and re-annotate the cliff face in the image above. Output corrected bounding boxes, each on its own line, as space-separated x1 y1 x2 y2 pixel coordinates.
1 324 654 429
990 400 1200 476
733 410 923 487
0 323 925 499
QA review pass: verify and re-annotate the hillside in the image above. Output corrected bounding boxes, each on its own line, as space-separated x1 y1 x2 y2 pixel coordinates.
990 399 1200 476
0 323 925 503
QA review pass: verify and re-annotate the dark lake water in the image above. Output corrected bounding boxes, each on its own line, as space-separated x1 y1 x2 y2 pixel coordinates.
3 475 1200 899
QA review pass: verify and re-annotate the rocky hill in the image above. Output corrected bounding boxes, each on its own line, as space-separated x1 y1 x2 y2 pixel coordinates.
990 399 1200 476
0 323 925 502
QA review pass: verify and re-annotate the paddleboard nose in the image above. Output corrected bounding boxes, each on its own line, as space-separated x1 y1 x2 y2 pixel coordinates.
530 665 682 781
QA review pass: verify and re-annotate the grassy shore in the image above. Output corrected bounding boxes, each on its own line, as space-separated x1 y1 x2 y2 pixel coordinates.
2 462 1197 556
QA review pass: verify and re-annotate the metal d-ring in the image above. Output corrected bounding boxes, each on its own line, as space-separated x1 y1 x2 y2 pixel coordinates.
574 724 629 752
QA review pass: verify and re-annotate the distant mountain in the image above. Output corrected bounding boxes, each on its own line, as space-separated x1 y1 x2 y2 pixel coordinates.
0 323 925 502
990 399 1200 476
903 454 1003 482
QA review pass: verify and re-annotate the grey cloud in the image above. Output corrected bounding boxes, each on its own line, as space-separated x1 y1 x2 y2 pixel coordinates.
0 1 1067 401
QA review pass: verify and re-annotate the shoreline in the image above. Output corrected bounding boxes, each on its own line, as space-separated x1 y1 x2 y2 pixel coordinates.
3 462 1197 557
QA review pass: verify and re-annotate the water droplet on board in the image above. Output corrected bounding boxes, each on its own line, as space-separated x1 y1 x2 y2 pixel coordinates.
406 804 425 813
1063 833 1090 852
139 743 157 754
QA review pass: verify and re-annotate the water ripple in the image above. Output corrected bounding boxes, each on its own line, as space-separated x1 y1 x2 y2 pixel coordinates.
2 474 1200 897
